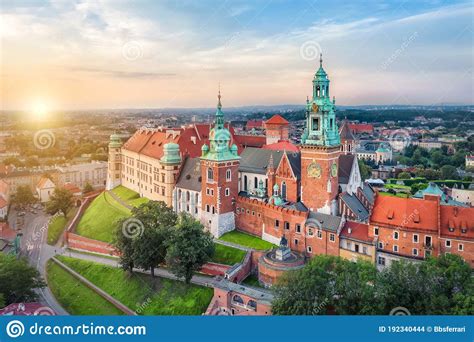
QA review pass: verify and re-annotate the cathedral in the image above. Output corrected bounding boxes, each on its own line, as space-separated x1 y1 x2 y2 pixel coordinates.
107 57 473 273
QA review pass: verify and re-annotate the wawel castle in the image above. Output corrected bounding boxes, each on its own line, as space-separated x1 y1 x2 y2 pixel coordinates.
107 56 473 274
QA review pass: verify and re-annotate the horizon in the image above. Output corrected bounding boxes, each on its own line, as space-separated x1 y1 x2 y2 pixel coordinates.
1 0 473 111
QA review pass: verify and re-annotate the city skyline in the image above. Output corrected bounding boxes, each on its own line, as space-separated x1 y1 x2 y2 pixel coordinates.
1 0 473 111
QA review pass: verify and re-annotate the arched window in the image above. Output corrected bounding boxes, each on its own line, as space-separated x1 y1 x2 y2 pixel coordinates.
254 177 258 189
212 206 215 214
316 85 320 97
195 193 199 204
248 300 257 310
206 205 210 213
178 189 182 199
226 169 231 181
281 182 287 200
244 175 248 191
207 168 213 181
232 295 244 304
186 191 190 201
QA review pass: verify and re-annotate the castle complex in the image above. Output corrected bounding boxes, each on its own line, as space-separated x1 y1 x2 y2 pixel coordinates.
107 56 473 280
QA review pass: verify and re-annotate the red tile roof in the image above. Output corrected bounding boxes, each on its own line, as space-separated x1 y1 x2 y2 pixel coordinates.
370 196 438 231
340 221 373 243
63 183 82 195
265 114 289 125
246 120 263 129
440 206 474 239
263 140 299 153
0 222 16 240
122 124 244 159
234 134 266 148
349 123 373 133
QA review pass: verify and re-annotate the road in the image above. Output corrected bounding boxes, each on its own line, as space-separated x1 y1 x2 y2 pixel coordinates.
9 207 69 315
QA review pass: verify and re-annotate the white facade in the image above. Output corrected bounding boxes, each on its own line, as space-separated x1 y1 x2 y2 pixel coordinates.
239 172 267 195
173 188 201 220
58 161 107 190
36 178 55 203
451 188 474 206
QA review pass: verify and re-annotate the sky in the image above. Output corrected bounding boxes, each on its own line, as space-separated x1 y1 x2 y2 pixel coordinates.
1 0 473 110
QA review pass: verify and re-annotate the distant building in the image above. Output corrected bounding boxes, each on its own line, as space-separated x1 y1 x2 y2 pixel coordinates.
349 123 374 135
36 177 55 203
58 161 107 190
264 115 289 145
466 155 474 168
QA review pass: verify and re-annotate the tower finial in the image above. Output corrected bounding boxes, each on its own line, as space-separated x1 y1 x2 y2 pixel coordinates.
217 83 222 109
320 53 323 67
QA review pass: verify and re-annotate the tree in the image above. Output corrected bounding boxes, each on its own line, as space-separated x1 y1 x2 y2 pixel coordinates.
397 171 411 179
272 255 377 315
440 165 458 180
83 182 94 194
115 217 136 275
46 188 73 217
11 185 36 206
0 254 45 305
358 159 371 181
165 213 214 284
131 201 177 278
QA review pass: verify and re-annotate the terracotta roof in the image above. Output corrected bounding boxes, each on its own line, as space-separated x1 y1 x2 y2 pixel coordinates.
0 222 16 240
246 120 263 129
263 140 299 152
339 120 356 141
370 196 438 231
234 134 266 148
36 177 54 189
122 124 244 160
63 183 82 194
265 114 289 125
440 206 474 239
340 221 373 243
349 123 373 133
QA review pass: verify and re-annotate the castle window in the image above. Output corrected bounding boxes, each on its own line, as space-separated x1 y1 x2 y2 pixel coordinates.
378 256 386 266
232 295 244 305
186 191 190 201
413 234 419 243
247 300 257 310
445 240 451 248
295 224 301 233
244 175 248 191
458 243 464 252
281 182 287 200
206 205 210 213
312 118 320 131
307 228 314 237
275 220 280 229
225 188 230 196
330 118 333 129
207 168 213 181
329 233 335 242
212 206 215 214
254 177 258 189
226 169 231 181
374 227 379 236
294 239 298 245
393 231 399 240
317 230 322 239
413 248 418 256
393 245 399 253
284 222 290 230
307 246 312 253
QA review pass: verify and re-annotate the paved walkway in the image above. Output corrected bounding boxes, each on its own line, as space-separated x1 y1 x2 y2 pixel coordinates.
107 190 133 210
62 249 217 288
214 239 252 252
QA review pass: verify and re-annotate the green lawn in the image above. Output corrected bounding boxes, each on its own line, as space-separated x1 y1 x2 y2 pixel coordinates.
219 230 276 250
211 244 246 265
242 274 264 288
111 185 149 208
57 256 213 315
379 191 410 198
46 259 123 315
75 192 130 243
47 207 78 245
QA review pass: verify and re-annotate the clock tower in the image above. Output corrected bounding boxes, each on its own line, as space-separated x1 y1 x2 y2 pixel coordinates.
300 54 341 214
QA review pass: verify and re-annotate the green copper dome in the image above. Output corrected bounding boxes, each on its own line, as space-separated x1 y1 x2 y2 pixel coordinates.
161 143 181 164
109 133 122 148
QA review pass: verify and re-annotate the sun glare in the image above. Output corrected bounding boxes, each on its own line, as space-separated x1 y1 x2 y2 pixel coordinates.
31 100 51 120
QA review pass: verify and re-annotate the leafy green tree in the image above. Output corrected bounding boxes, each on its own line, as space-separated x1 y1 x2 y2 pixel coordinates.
131 201 177 277
46 188 73 217
272 255 377 315
0 254 45 305
397 171 411 179
358 159 371 180
11 185 36 206
440 165 458 180
82 182 94 194
165 213 214 284
115 217 135 274
0 293 4 308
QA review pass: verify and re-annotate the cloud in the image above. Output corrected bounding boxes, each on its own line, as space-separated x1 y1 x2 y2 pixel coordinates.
68 67 176 79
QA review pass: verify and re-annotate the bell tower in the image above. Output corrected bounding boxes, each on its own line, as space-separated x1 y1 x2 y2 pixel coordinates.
300 55 341 214
200 90 240 238
106 133 122 190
